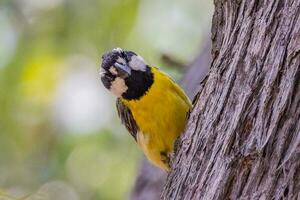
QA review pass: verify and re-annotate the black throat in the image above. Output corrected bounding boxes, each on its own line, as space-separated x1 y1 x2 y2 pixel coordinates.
122 66 154 100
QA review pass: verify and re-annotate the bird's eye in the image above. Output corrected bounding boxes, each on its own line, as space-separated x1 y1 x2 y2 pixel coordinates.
120 51 128 62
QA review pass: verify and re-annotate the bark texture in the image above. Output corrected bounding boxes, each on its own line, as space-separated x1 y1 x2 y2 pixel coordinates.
162 0 300 199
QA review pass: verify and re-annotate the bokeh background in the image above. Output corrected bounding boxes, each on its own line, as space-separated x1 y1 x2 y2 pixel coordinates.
0 0 212 199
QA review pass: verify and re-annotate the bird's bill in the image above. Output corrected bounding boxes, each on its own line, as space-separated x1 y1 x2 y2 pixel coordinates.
114 62 131 76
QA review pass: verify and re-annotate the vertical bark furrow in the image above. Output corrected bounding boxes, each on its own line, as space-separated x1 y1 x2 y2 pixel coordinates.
162 0 300 199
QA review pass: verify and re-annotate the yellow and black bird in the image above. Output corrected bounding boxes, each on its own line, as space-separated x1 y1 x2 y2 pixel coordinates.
100 48 191 171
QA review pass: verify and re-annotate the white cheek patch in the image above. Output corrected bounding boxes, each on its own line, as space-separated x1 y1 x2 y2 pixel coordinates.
117 57 126 65
110 77 128 97
109 66 118 75
129 55 146 71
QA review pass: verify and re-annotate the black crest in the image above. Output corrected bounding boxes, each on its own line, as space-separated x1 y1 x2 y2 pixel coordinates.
101 51 120 71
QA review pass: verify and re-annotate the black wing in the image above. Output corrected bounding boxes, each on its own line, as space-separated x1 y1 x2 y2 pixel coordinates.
116 98 138 141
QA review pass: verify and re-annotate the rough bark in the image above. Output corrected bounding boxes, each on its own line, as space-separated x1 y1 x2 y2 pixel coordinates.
162 0 300 200
130 40 211 200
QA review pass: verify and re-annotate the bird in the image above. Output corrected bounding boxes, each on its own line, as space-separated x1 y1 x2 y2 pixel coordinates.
100 48 191 171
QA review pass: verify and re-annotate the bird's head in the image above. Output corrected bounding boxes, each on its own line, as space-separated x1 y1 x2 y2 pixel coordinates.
100 48 153 100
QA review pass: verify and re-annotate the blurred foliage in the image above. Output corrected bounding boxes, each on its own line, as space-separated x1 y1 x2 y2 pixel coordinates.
0 0 212 199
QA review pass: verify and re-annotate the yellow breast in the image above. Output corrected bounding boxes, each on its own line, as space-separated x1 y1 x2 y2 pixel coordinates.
122 67 191 171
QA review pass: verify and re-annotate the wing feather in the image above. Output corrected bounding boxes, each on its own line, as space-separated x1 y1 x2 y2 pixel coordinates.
116 98 138 141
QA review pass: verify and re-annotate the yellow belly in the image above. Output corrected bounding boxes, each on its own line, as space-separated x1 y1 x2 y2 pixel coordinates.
122 67 191 171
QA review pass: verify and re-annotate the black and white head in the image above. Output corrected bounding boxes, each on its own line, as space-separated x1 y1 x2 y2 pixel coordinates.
100 48 154 100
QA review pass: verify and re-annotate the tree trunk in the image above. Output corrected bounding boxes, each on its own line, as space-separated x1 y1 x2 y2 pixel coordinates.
162 0 300 200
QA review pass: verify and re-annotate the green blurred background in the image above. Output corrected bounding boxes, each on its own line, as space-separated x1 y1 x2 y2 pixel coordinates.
0 0 212 199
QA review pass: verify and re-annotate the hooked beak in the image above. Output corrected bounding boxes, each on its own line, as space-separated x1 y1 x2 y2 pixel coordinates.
114 62 131 76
